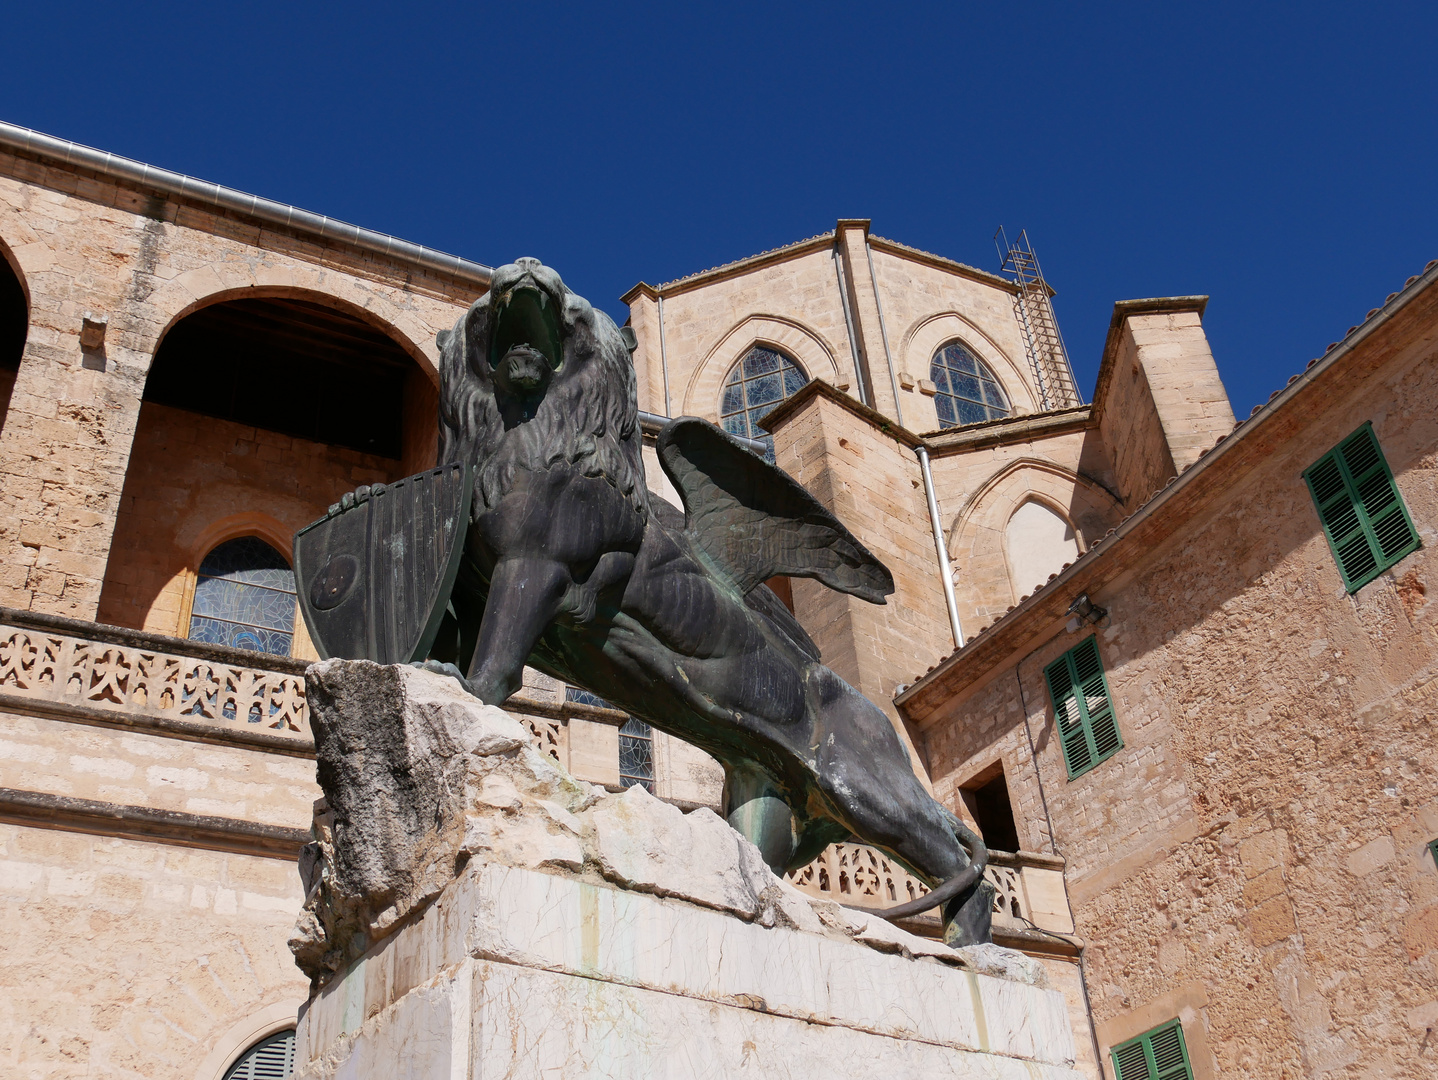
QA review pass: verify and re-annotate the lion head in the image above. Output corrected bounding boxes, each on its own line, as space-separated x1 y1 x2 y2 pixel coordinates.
437 258 644 516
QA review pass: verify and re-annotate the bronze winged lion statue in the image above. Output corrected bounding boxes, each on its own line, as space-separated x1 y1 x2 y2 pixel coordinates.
346 258 993 945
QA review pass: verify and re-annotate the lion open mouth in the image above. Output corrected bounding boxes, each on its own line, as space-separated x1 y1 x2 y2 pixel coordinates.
489 282 563 387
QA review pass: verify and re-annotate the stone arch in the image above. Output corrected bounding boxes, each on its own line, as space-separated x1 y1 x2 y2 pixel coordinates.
1004 499 1082 604
945 458 1121 624
898 313 1037 429
679 314 841 420
192 999 303 1080
141 270 440 382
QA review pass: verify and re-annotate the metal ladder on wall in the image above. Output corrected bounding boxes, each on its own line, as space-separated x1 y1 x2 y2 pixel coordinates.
995 228 1081 411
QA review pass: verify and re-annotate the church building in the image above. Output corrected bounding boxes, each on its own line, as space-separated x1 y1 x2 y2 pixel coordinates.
1 120 1433 1079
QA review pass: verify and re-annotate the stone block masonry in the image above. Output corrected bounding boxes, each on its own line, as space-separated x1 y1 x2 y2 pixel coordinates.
291 660 1083 1079
0 149 475 620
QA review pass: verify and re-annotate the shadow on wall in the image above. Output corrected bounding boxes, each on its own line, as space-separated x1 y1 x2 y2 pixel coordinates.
0 243 27 438
95 296 438 645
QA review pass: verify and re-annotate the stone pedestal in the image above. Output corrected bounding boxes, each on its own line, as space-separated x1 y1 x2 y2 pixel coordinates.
289 661 1082 1079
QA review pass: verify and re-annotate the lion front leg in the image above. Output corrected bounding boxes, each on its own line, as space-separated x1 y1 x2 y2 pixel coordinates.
465 557 570 705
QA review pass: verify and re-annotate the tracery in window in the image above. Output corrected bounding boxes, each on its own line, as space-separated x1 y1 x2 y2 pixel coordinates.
618 717 654 793
188 536 297 657
719 346 808 460
931 341 1011 428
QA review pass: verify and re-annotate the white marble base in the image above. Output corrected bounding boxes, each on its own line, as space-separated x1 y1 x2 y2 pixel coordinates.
294 863 1082 1079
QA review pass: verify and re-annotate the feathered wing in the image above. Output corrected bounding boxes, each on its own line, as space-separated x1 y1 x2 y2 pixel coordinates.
656 418 894 604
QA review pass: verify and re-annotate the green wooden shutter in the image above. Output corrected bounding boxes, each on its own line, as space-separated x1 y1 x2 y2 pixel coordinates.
1111 1019 1194 1080
1044 636 1122 779
1304 423 1420 592
223 1029 296 1080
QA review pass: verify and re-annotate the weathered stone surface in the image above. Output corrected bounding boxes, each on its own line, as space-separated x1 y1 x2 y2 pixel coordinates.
292 664 1038 991
291 665 1078 1078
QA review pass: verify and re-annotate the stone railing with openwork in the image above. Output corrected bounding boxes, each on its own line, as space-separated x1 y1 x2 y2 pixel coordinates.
0 607 602 758
0 607 312 749
786 841 1074 939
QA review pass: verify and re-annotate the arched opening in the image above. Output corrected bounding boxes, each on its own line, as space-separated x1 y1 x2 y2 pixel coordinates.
931 340 1010 429
222 1028 295 1080
1005 499 1080 601
96 296 439 638
145 297 426 458
0 248 27 435
719 345 808 461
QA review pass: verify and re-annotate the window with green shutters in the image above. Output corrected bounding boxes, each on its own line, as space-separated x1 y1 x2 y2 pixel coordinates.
1304 423 1420 592
1044 636 1121 779
1111 1019 1194 1080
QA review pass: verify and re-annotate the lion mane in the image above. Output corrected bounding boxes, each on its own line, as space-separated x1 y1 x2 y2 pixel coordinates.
436 273 645 519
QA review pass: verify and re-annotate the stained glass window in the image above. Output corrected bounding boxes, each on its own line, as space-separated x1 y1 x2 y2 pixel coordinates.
618 717 654 793
719 346 808 461
188 537 297 657
931 341 1011 429
565 685 614 709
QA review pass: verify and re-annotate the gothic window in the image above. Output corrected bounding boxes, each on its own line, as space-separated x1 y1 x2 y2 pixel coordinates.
188 537 297 657
618 717 654 793
931 341 1011 429
223 1029 296 1080
719 346 808 460
1006 500 1081 601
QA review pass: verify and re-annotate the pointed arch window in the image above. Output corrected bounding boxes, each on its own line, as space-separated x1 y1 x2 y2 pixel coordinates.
719 346 808 460
931 341 1011 428
188 537 297 657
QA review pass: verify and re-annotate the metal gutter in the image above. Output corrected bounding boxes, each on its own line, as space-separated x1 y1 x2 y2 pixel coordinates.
832 241 871 407
0 119 493 287
895 257 1438 712
657 296 673 417
865 236 904 430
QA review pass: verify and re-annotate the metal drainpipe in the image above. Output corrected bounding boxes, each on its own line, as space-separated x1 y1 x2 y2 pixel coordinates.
864 238 904 429
832 242 871 407
657 295 673 418
916 444 964 649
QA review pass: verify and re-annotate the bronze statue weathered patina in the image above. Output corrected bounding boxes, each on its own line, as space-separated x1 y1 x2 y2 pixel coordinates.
297 258 992 945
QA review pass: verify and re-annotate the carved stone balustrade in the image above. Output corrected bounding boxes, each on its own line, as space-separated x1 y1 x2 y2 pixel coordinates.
787 842 1074 943
0 607 312 750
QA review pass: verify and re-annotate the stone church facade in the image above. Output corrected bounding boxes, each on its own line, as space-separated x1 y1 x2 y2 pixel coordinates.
0 120 1432 1079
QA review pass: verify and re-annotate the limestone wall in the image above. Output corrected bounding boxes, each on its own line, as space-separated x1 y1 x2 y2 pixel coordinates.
94 402 401 641
0 149 476 619
768 388 952 758
623 222 1035 436
918 283 1438 1075
0 823 308 1079
867 240 1034 432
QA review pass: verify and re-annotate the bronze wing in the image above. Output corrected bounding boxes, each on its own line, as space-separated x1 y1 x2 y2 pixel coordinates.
655 417 894 604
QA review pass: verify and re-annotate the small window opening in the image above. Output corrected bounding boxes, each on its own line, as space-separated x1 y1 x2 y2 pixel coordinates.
223 1028 296 1080
146 297 414 457
960 763 1021 853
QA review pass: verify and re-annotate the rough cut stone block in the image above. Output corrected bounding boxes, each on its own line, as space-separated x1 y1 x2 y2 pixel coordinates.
290 666 1077 1079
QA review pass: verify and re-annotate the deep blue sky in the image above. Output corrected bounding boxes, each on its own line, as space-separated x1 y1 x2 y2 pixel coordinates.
4 2 1434 417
